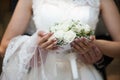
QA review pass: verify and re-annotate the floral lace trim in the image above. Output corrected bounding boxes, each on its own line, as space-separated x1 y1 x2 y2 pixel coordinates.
32 0 100 10
32 0 100 26
73 0 100 7
3 36 30 68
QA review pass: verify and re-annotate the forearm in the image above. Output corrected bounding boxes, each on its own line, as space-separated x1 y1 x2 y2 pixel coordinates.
0 0 32 57
94 40 120 58
0 45 6 57
98 0 120 58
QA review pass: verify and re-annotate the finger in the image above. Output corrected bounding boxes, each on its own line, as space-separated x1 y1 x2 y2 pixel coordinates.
38 31 47 37
46 41 57 50
71 42 84 54
89 36 95 42
87 50 97 64
77 54 88 64
74 38 88 50
88 44 100 62
78 38 99 61
88 48 97 59
81 37 90 46
82 53 92 64
72 38 90 52
40 39 57 49
93 46 103 61
38 32 53 45
87 44 103 63
80 37 94 48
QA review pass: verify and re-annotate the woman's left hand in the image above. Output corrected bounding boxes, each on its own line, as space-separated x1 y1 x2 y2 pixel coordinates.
70 36 103 64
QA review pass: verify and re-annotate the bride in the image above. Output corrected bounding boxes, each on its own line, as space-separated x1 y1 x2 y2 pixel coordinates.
0 0 120 80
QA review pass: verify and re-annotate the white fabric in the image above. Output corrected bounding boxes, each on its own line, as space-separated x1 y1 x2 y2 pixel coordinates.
33 0 100 32
25 18 36 35
0 0 103 80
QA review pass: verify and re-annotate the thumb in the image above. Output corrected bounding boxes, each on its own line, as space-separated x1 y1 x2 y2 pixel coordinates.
89 35 95 42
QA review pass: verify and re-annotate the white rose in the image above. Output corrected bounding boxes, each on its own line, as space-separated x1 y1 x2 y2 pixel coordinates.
71 25 82 33
49 20 93 45
59 20 74 32
54 30 65 40
63 30 76 43
59 24 71 32
50 25 58 33
84 24 91 33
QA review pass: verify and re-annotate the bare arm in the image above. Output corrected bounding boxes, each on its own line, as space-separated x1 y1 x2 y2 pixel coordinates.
0 0 32 57
94 0 120 58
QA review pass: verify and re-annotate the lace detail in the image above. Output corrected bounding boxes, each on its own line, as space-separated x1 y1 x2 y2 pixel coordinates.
32 0 100 31
32 0 100 17
73 0 100 7
2 32 39 80
3 36 29 67
32 0 100 10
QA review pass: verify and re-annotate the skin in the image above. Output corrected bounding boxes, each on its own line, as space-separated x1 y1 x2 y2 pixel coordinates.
0 0 120 64
71 0 120 63
71 36 103 64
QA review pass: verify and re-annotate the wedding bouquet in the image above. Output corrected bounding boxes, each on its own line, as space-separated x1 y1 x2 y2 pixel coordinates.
49 20 94 79
49 20 94 45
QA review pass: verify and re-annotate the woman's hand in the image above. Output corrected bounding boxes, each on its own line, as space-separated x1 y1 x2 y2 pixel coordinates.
70 36 103 64
37 31 58 50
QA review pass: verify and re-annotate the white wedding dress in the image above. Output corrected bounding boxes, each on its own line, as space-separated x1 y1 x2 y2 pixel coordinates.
0 0 103 80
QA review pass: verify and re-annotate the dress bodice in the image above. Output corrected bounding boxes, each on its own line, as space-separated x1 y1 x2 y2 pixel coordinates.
32 0 100 32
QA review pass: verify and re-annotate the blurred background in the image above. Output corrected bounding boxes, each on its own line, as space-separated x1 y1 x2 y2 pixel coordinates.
0 0 120 80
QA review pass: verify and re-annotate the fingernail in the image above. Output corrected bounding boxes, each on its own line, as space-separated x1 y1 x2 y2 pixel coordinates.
75 38 79 42
83 37 88 41
40 31 47 36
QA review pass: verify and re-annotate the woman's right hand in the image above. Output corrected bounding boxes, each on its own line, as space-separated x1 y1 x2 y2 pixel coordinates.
37 31 58 50
71 37 103 64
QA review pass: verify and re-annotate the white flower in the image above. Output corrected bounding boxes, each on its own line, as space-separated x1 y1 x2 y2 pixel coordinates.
50 25 58 33
84 24 91 33
71 25 82 33
60 24 70 32
64 30 76 43
54 30 65 40
59 23 71 32
49 20 94 45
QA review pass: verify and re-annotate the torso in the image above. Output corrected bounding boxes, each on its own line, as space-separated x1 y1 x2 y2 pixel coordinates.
32 0 101 32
